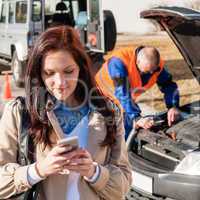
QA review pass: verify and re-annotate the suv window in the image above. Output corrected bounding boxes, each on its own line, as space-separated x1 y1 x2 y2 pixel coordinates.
90 0 99 21
0 3 6 23
32 0 41 22
9 3 15 24
16 1 27 23
72 1 79 20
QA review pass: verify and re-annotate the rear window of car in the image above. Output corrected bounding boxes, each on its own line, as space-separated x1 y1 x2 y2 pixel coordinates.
16 1 27 23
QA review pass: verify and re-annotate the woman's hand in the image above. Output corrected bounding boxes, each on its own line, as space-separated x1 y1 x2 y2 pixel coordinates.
36 144 73 177
63 148 96 178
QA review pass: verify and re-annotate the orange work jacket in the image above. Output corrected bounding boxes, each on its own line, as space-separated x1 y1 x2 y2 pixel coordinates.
95 47 164 107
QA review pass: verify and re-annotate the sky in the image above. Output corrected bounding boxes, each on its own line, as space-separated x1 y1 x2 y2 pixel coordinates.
0 0 199 34
102 0 200 33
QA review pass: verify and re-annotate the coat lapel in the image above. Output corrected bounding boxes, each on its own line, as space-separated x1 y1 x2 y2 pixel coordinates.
86 111 107 161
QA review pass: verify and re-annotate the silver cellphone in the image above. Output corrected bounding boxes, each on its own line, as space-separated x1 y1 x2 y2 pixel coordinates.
57 136 79 150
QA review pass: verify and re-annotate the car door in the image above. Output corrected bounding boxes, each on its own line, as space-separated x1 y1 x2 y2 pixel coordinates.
28 0 43 46
4 1 16 57
87 0 104 53
0 1 8 56
5 0 29 58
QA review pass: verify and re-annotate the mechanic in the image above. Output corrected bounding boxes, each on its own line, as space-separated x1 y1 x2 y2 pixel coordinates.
95 46 180 139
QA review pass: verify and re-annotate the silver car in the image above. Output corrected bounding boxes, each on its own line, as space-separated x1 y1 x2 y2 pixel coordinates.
127 6 200 200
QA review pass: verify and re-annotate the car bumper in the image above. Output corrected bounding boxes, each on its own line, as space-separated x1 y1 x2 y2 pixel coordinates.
128 151 200 200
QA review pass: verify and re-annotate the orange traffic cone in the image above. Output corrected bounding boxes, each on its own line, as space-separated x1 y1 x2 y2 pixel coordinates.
3 73 12 100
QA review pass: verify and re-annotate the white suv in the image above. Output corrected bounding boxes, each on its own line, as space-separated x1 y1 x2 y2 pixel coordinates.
0 0 116 87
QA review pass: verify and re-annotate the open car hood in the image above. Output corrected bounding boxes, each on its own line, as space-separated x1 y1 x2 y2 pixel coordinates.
140 6 200 83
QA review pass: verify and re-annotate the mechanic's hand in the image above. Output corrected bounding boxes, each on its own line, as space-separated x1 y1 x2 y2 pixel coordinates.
63 148 96 178
167 107 180 126
36 144 73 177
135 117 154 129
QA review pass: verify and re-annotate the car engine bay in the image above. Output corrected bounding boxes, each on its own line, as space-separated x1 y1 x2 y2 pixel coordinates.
130 101 200 171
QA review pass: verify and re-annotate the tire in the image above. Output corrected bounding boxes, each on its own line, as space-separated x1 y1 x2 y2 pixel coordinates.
88 52 104 75
11 51 24 87
103 10 117 52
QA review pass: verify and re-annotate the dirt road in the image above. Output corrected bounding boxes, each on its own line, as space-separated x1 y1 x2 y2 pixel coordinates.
0 31 199 115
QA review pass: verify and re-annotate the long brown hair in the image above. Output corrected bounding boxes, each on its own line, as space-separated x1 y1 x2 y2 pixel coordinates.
25 26 118 147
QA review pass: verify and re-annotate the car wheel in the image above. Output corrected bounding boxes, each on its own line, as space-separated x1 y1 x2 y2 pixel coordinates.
88 52 104 75
11 51 24 87
103 10 117 52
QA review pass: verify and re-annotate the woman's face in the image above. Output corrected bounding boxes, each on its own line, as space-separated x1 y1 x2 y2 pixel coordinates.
41 50 80 105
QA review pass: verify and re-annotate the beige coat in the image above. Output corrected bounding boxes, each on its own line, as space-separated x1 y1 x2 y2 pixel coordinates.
0 99 132 200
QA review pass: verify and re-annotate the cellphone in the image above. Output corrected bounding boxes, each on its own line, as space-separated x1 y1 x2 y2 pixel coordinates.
57 136 79 150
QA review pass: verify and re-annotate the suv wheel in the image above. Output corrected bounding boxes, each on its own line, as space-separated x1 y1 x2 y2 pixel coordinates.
104 10 117 52
11 51 24 87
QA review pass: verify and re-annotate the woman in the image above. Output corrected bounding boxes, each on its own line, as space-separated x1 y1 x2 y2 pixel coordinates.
0 26 131 200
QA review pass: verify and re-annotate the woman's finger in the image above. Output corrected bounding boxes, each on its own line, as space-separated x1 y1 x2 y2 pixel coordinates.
65 164 91 171
70 158 92 165
63 148 90 160
51 145 72 156
52 155 67 162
